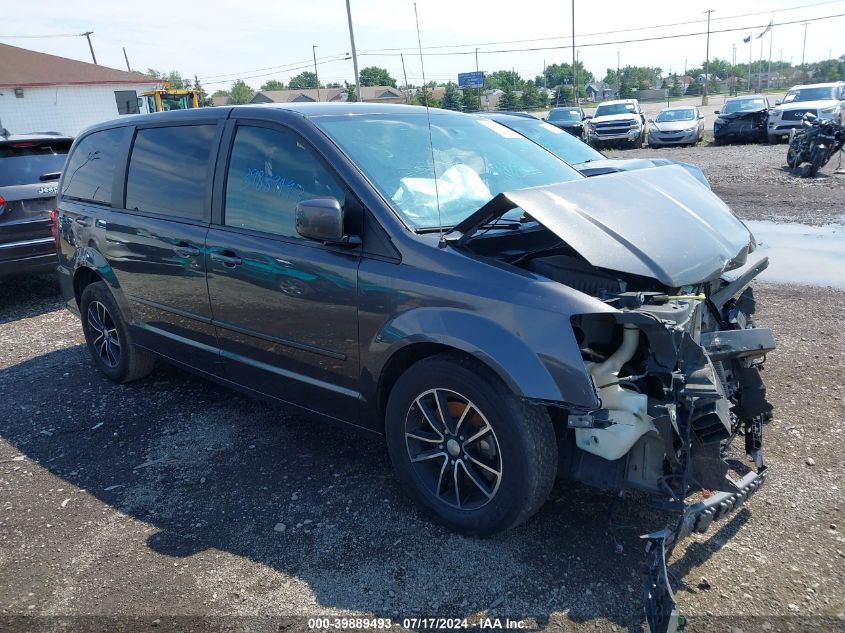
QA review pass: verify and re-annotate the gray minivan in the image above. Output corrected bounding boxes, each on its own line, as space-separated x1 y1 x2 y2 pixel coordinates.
55 103 774 627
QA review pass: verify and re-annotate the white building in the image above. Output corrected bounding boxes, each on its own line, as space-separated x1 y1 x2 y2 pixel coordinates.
0 43 159 136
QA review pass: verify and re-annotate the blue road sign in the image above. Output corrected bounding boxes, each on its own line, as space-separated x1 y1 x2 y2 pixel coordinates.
458 71 484 89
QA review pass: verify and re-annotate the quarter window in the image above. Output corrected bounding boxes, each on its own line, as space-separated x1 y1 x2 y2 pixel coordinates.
61 127 130 205
224 125 345 238
125 125 216 220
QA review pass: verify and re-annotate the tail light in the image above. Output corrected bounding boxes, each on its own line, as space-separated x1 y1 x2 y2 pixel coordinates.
50 208 59 250
0 194 5 209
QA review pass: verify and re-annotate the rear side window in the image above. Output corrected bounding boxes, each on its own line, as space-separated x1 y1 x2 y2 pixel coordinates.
61 127 129 205
223 125 345 238
0 139 71 187
125 125 216 221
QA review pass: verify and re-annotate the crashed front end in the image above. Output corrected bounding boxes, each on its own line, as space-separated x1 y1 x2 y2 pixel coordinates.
565 268 773 632
454 166 775 632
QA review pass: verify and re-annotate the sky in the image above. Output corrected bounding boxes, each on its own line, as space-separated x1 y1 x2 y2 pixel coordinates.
2 0 844 91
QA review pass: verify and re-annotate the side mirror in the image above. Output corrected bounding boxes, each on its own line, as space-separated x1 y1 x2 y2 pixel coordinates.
713 110 720 115
647 118 654 123
775 99 782 105
698 115 705 120
295 197 360 247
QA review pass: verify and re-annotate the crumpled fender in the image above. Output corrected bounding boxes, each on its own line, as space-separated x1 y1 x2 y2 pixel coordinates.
67 245 134 319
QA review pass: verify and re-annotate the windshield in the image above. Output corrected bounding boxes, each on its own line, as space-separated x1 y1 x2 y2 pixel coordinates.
656 108 695 122
548 108 582 122
0 140 71 187
490 116 603 166
160 94 192 111
722 98 768 114
783 86 836 103
315 112 582 229
594 103 636 117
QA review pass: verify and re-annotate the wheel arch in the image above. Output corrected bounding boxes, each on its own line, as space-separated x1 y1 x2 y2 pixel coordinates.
369 308 598 424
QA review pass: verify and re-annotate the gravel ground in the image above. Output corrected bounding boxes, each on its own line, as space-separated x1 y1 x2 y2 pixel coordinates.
605 142 845 227
1 148 844 632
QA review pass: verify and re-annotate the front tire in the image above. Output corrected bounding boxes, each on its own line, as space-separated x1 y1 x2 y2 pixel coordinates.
385 353 557 537
80 281 155 383
768 134 780 145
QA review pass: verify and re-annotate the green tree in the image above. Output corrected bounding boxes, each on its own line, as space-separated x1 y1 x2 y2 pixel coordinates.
708 76 721 94
325 82 343 89
413 86 440 108
212 89 230 97
542 62 594 91
461 87 480 112
440 82 461 110
684 81 703 96
498 84 521 110
344 81 358 102
193 75 212 107
146 69 188 89
619 77 633 99
359 66 397 87
670 74 683 97
487 69 523 91
260 79 285 91
289 71 320 89
520 80 541 109
552 84 573 106
228 79 255 104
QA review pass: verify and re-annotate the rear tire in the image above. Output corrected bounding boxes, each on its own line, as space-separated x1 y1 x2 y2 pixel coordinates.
809 148 825 177
385 353 557 537
767 134 780 145
80 281 155 383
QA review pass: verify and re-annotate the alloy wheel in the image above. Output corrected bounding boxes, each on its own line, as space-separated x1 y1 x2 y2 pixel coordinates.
87 300 121 368
404 388 503 510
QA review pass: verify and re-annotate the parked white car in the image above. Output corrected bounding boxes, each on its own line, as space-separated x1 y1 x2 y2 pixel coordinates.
647 106 705 147
767 82 845 143
585 99 647 149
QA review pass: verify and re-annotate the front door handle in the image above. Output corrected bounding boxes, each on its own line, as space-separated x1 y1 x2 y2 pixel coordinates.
211 251 243 267
174 243 200 257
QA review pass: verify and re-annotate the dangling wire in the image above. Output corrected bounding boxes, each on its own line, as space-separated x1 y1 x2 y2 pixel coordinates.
414 3 445 248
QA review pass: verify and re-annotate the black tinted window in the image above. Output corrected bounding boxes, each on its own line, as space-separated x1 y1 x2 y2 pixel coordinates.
61 128 129 205
125 125 216 220
0 140 71 187
224 125 345 237
115 90 140 115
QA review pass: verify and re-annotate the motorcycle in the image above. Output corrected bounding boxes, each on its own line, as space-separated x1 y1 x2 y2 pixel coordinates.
787 112 845 177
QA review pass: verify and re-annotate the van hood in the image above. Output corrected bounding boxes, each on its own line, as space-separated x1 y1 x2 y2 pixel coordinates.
452 165 754 287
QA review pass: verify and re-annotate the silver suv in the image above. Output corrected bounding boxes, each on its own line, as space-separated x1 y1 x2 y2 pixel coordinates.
767 81 845 143
585 99 647 149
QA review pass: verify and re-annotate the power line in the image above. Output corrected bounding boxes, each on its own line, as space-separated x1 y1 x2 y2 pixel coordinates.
356 12 845 57
355 0 845 55
199 53 350 81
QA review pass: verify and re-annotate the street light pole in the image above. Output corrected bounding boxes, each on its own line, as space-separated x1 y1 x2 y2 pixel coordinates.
345 0 361 102
312 45 321 101
702 9 713 106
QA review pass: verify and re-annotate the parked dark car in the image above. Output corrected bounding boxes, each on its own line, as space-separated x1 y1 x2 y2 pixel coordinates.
0 132 72 278
56 104 773 628
545 106 585 136
481 112 710 187
713 96 770 144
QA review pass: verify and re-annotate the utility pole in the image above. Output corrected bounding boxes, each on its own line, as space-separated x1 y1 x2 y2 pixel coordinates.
801 22 808 73
572 0 577 106
400 53 410 104
122 47 131 72
702 9 713 106
732 44 736 95
475 47 481 111
312 45 321 101
82 31 96 65
747 35 752 94
617 50 620 95
345 0 361 102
